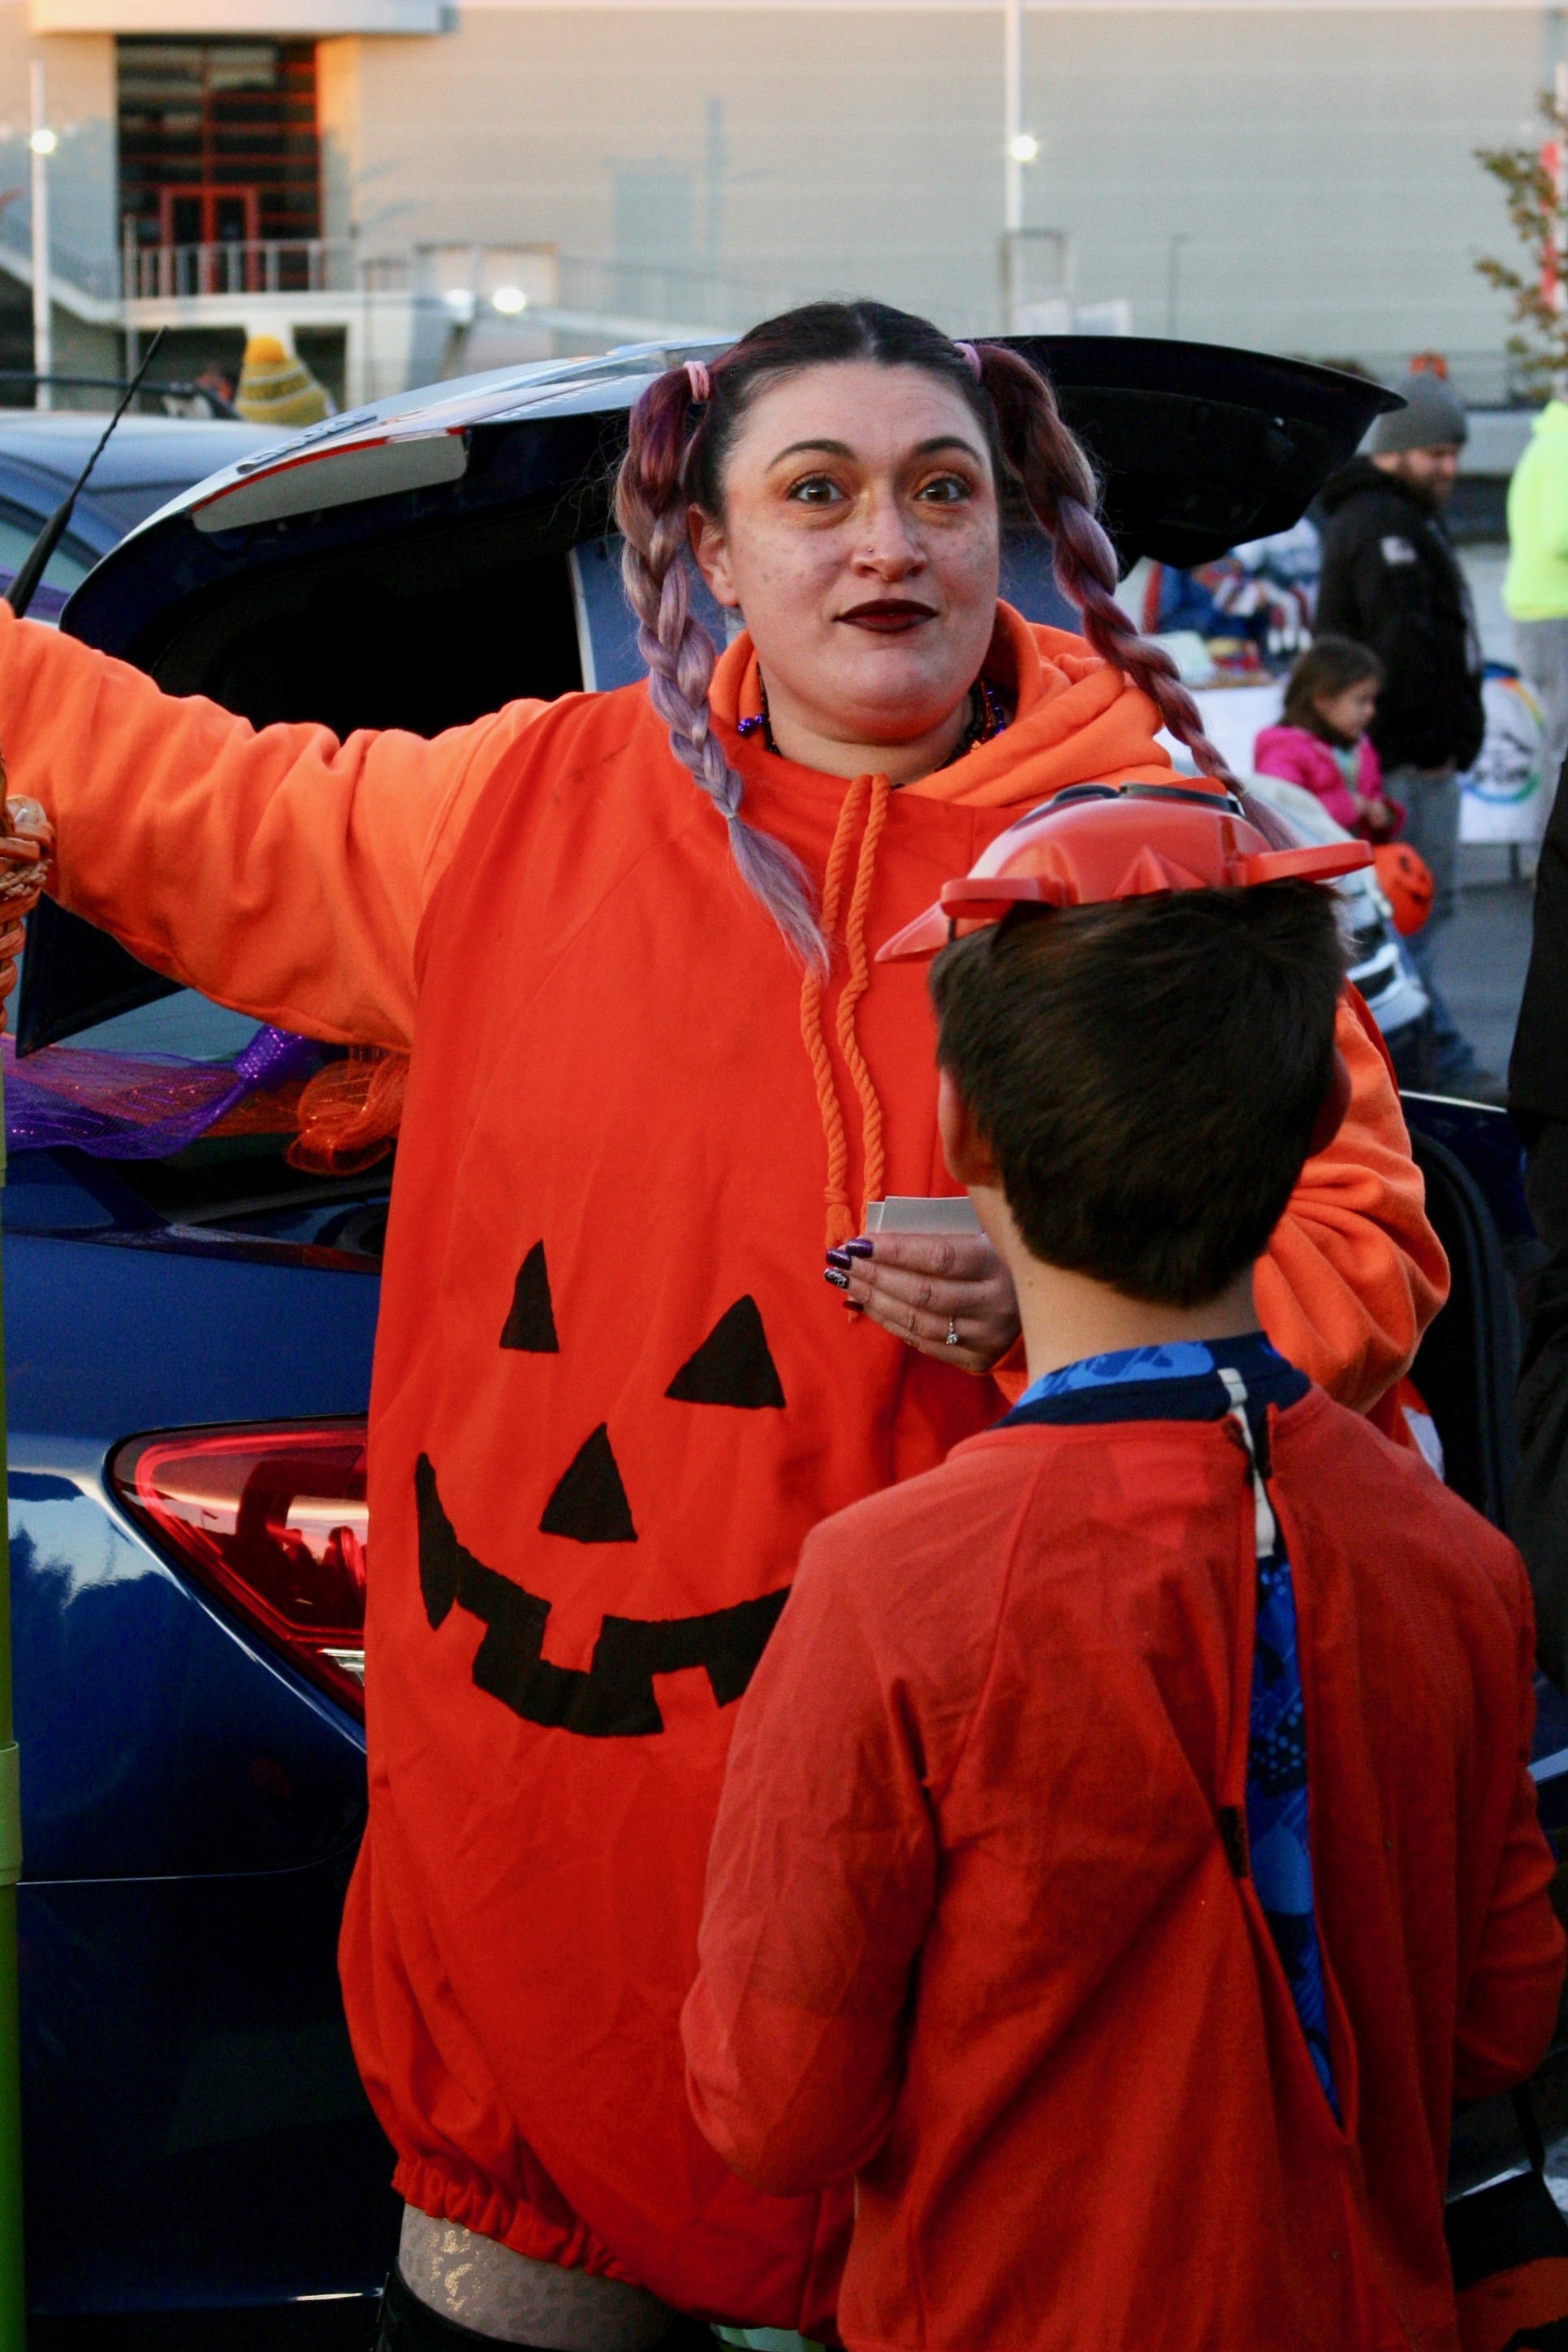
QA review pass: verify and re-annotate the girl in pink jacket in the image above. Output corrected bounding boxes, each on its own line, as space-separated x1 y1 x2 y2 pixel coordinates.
1254 636 1402 841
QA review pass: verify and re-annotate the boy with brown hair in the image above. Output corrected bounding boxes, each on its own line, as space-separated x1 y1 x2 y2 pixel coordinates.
681 794 1566 2351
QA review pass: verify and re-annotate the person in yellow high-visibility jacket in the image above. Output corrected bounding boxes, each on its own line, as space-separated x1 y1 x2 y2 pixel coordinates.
1506 396 1568 833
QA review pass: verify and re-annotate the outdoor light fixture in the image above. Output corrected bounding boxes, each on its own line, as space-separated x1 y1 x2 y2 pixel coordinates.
492 284 528 314
28 127 54 157
441 286 477 323
1008 132 1039 164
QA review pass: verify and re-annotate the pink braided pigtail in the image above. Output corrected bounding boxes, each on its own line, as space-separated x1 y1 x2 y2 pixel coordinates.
615 367 827 972
972 344 1237 786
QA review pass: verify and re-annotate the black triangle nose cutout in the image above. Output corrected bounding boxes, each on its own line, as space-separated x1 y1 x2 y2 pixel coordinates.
666 1295 784 1410
500 1240 559 1352
539 1423 637 1543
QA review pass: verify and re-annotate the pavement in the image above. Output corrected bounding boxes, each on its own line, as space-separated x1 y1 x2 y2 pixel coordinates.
1429 870 1535 1088
1421 544 1535 1092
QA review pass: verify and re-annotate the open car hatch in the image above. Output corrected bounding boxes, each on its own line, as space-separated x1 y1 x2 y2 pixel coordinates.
20 336 1394 1054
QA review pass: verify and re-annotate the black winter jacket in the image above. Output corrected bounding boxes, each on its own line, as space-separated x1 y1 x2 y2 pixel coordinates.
1315 457 1484 773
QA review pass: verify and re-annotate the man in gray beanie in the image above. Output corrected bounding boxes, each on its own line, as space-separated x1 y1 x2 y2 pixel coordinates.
1316 366 1488 1092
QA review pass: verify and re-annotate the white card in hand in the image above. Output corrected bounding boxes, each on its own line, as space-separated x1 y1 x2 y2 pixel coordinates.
862 1196 981 1234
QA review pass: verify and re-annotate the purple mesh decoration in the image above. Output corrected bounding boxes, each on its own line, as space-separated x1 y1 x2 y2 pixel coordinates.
2 1025 322 1159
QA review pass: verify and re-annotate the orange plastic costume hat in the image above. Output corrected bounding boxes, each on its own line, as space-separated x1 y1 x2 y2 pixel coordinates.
875 782 1373 963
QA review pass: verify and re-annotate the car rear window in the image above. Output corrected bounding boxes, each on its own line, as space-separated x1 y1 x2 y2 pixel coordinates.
62 989 261 1059
0 511 93 595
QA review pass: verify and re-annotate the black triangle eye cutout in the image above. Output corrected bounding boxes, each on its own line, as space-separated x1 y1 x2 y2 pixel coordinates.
666 1295 784 1411
540 1423 637 1543
501 1241 559 1352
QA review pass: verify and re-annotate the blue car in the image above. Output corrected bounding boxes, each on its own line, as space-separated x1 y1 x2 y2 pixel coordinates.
11 342 1558 2345
0 411 274 621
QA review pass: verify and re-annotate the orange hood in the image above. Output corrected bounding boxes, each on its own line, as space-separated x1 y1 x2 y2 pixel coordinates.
711 600 1189 1245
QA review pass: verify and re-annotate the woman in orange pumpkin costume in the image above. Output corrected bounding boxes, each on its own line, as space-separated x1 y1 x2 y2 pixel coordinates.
0 305 1445 2349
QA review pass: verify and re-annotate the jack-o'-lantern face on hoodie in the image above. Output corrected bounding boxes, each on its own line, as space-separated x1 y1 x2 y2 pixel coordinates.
416 1240 790 1737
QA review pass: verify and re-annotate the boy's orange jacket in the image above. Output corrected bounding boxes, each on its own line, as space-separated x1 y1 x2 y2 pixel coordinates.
684 1382 1563 2351
0 603 1447 2331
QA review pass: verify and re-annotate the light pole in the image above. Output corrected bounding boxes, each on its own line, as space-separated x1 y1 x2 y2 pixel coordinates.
1004 0 1023 253
28 63 54 413
1166 233 1190 339
0 1033 21 2352
1555 59 1568 392
1001 0 1039 327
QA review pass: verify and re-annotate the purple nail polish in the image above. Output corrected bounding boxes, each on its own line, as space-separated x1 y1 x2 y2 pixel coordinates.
844 1238 875 1257
847 1298 866 1315
823 1266 850 1291
825 1247 853 1269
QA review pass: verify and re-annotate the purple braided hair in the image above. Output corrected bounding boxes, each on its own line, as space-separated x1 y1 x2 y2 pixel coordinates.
616 365 826 971
969 340 1238 784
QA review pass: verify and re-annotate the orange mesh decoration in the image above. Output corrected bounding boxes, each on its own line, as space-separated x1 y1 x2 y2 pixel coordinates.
203 1075 315 1141
287 1047 408 1176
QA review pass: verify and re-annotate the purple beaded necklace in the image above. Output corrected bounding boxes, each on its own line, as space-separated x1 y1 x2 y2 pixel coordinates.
736 674 1010 767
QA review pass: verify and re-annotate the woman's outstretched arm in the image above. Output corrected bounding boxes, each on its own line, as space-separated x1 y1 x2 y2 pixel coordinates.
0 607 549 1050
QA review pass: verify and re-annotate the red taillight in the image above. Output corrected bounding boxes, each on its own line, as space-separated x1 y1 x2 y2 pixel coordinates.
109 1422 369 1719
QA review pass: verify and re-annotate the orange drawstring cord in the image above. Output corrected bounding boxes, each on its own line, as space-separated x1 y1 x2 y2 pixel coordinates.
799 774 892 1250
799 778 864 1247
835 772 891 1223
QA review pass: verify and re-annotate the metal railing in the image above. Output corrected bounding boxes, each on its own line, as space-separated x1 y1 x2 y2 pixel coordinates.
0 371 236 417
0 215 119 304
553 252 798 334
15 226 794 335
122 237 413 302
126 244 791 326
1341 351 1540 410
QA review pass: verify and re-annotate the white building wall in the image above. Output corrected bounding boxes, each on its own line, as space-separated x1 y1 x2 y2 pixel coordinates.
315 1 1558 379
1028 6 1550 373
2 0 1560 390
344 6 1008 327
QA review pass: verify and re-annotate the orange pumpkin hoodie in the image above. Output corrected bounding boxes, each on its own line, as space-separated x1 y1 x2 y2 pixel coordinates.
0 602 1446 2332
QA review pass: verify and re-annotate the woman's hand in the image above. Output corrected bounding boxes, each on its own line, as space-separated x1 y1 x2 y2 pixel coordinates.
824 1230 1022 1374
0 797 53 1037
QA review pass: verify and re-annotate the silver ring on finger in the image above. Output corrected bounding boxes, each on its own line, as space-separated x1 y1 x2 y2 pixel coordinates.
945 1317 960 1347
